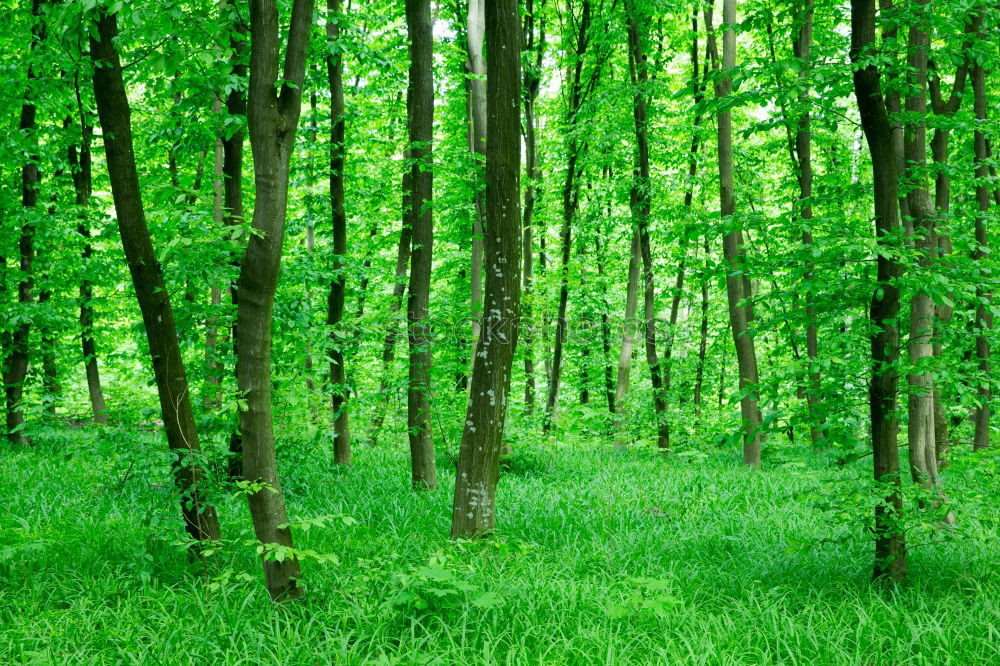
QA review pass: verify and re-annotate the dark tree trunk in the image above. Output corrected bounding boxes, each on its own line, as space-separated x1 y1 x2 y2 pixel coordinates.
694 236 710 417
405 0 437 489
90 9 220 543
707 0 763 466
370 160 413 444
4 0 44 445
627 0 669 453
224 7 249 479
327 0 351 465
850 0 907 584
544 0 590 431
451 0 521 538
236 0 315 601
520 0 545 413
971 10 992 452
68 91 109 423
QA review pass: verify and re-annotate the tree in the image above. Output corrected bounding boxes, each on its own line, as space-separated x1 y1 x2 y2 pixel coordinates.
327 0 351 465
405 0 437 489
451 0 521 539
236 0 315 601
4 0 44 445
90 6 221 544
707 0 764 466
850 0 907 584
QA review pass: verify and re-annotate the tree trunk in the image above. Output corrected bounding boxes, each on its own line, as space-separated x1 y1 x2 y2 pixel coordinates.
612 228 641 446
465 0 487 347
4 0 44 445
971 11 991 452
626 2 670 453
544 0 590 431
223 7 249 479
707 0 763 466
405 0 437 489
90 9 221 544
520 0 545 414
451 0 521 539
694 236 710 417
327 0 351 465
850 0 907 584
370 164 414 444
902 1 938 489
236 0 314 601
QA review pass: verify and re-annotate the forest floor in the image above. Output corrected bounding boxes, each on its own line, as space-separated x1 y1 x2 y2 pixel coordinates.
2 426 999 665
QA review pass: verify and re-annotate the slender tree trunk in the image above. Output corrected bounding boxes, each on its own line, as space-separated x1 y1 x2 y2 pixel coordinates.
465 0 486 347
4 0 44 445
204 95 226 410
594 235 615 414
326 0 351 465
707 0 763 466
625 2 669 453
902 1 938 489
971 11 991 452
521 0 544 414
451 0 521 538
694 236 710 417
405 0 437 489
544 0 590 431
236 0 314 601
612 229 641 446
223 7 249 479
850 0 907 584
370 160 413 444
90 9 220 544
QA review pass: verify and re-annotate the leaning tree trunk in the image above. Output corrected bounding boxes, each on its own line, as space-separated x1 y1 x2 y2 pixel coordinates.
626 0 670 453
327 0 351 465
707 0 763 466
68 83 109 423
451 0 521 539
612 229 641 446
236 0 315 601
971 11 992 452
5 0 43 445
850 0 907 584
90 9 220 544
405 0 437 489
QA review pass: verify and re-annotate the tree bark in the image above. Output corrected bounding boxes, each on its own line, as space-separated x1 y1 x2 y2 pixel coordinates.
465 0 487 347
451 0 521 539
236 0 315 601
521 0 545 414
327 0 351 465
90 9 220 544
4 0 44 445
223 6 249 479
405 0 437 489
902 0 938 489
626 0 669 453
707 0 763 466
971 10 991 452
850 0 907 584
544 0 590 431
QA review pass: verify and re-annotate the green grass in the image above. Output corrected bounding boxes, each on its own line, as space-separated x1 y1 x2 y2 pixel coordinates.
2 426 999 665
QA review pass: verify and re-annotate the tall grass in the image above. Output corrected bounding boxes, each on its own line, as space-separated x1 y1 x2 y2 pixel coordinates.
2 426 998 664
